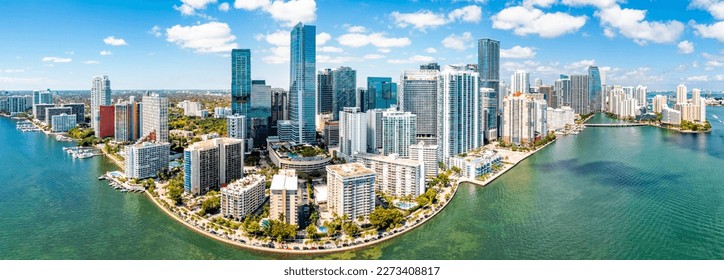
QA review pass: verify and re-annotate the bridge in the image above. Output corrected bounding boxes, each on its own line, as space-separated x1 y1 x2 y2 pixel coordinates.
584 123 648 127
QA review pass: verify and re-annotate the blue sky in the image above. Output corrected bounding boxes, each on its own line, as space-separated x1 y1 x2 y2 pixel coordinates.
0 0 723 91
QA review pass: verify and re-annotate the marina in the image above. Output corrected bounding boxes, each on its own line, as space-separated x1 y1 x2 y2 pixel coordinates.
16 120 41 132
63 146 102 159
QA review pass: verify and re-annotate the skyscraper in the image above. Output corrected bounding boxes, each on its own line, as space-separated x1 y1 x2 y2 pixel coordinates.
511 70 530 94
339 107 367 159
250 80 271 147
555 76 571 108
676 84 687 104
502 93 548 147
437 66 483 164
400 69 439 145
227 114 246 140
91 76 111 137
288 22 316 144
115 101 141 143
381 109 416 158
184 138 244 196
231 49 251 139
331 66 356 120
478 38 500 141
588 66 602 112
141 93 169 143
270 88 287 136
367 77 398 111
570 75 590 115
317 69 333 115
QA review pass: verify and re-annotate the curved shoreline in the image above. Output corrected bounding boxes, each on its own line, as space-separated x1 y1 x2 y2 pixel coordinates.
144 180 461 255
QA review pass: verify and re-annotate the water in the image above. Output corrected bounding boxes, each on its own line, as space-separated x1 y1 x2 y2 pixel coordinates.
1 108 723 259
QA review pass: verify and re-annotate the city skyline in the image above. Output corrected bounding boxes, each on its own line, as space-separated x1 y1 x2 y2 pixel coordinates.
1 0 723 91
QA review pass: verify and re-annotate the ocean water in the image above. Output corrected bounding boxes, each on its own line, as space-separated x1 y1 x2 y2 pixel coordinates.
1 107 723 259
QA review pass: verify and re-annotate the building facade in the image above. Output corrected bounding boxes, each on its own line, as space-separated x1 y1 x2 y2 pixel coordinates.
356 153 426 197
270 169 300 225
367 77 398 111
339 107 367 159
51 113 77 132
409 141 439 179
502 93 548 146
381 109 416 158
98 105 115 138
141 94 169 143
287 23 316 144
437 66 483 164
331 66 356 120
400 69 439 145
326 163 376 220
125 142 170 179
478 38 500 141
91 76 111 138
221 174 266 221
183 138 244 196
231 49 251 137
62 103 85 124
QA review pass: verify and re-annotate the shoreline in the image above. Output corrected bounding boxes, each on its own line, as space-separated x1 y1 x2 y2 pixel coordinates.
459 139 557 188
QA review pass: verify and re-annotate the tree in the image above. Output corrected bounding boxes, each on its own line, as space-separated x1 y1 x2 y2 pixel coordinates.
200 196 220 215
305 224 318 239
342 221 360 237
369 207 404 231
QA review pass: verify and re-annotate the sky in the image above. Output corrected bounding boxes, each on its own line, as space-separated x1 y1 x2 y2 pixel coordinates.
0 0 723 91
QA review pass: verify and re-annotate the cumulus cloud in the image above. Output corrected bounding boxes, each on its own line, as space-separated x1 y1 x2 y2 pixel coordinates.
391 5 482 31
150 26 162 37
501 46 536 59
347 25 366 33
677 41 694 54
689 0 724 20
100 50 112 56
442 32 473 51
363 54 385 60
264 30 291 46
492 6 587 38
83 60 101 65
564 59 596 71
234 0 316 27
42 57 72 63
175 0 218 15
595 5 684 45
692 21 724 42
318 46 343 53
219 2 230 11
337 32 411 48
103 36 128 46
262 46 289 64
387 55 435 64
425 47 438 54
166 22 238 53
316 32 331 45
561 0 621 8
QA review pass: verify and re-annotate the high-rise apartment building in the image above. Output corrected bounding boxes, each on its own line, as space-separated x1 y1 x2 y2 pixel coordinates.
183 138 244 196
339 107 367 159
366 108 384 154
250 80 272 146
588 66 602 112
570 75 590 115
676 84 687 104
141 94 169 143
62 103 85 124
437 66 483 164
50 113 77 133
356 153 426 197
502 93 548 147
409 141 439 179
478 38 500 141
125 142 170 179
381 109 416 158
227 114 246 141
45 107 73 125
288 23 316 144
511 70 530 94
231 49 251 138
326 163 376 220
114 101 141 143
91 76 111 137
270 169 300 225
554 76 571 108
221 174 266 221
98 105 115 138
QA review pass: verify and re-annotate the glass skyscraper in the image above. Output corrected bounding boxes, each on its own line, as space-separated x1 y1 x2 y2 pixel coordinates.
332 66 356 120
400 69 439 145
289 23 316 144
588 66 602 113
317 69 333 115
478 38 499 141
231 49 251 137
367 77 398 111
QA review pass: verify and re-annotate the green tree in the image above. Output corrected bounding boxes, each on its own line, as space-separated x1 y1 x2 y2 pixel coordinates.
199 196 220 215
369 207 404 231
305 224 318 239
342 221 360 237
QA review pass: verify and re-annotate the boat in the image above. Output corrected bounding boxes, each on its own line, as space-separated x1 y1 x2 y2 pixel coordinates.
713 115 718 119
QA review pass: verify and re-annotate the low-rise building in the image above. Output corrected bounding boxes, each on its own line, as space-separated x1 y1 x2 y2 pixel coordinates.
449 150 503 180
661 105 682 125
270 169 300 225
267 140 332 174
221 174 266 221
326 163 376 220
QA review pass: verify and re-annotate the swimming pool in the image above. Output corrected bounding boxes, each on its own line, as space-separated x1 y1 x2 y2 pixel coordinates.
393 201 418 210
317 226 327 234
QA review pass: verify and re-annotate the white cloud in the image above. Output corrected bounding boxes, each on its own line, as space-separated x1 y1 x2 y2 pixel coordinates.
363 54 385 60
677 41 694 54
100 50 112 56
64 51 74 55
41 57 72 63
501 46 536 59
595 6 684 45
262 46 289 64
689 0 724 20
318 46 343 53
175 0 218 15
692 21 724 42
706 60 724 67
103 36 128 46
235 0 316 27
337 33 411 48
524 0 556 8
378 48 391 53
264 30 290 46
561 0 621 8
687 75 710 82
603 28 616 38
564 59 596 71
83 60 101 65
2 69 25 73
391 5 482 31
317 55 359 64
442 32 473 51
219 2 230 11
166 22 238 53
425 47 438 54
316 32 331 45
150 26 162 37
347 25 366 33
492 6 587 38
387 55 435 64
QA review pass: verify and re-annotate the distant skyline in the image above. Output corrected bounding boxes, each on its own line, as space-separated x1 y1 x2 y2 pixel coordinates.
1 0 723 91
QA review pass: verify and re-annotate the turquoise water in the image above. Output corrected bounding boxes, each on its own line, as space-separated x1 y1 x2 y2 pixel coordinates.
1 107 723 259
394 201 418 210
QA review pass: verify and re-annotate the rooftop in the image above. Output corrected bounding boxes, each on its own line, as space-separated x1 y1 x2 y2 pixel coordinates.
356 153 422 167
270 169 298 191
187 137 242 150
225 174 265 191
326 163 375 178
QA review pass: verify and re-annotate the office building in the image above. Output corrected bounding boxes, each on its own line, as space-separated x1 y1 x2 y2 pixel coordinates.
326 163 376 220
221 174 266 221
588 66 602 112
98 105 115 138
91 76 112 138
367 77 398 111
381 109 416 158
270 88 287 136
125 142 170 179
339 107 367 159
570 74 590 115
324 120 339 147
287 23 316 144
62 103 85 124
317 69 333 114
400 69 439 145
231 49 251 138
437 66 483 164
249 80 272 146
331 66 356 120
141 94 169 143
50 113 77 133
183 138 244 196
356 153 426 197
270 169 300 225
